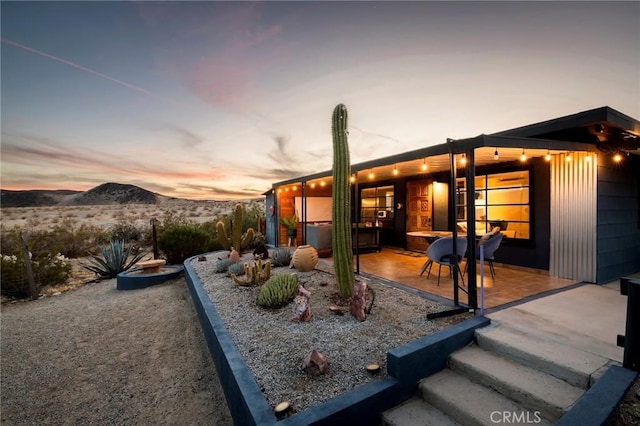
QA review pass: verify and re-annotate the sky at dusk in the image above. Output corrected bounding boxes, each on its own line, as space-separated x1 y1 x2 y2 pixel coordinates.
2 1 639 200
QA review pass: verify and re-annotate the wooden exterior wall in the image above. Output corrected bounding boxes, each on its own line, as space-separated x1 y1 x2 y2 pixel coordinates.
276 183 332 246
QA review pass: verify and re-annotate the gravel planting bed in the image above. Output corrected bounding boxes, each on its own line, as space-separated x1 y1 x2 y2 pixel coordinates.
190 251 471 416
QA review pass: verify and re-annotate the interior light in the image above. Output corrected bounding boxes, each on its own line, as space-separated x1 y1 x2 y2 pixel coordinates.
421 159 427 171
460 153 467 166
494 149 499 160
393 165 398 176
545 151 551 161
292 185 297 190
614 153 622 163
320 180 326 187
285 187 289 192
520 149 527 162
278 188 282 193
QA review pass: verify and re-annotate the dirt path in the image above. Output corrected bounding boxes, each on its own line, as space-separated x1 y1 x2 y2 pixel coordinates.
1 277 232 425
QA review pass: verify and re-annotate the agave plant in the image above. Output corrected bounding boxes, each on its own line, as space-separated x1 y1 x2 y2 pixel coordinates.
82 240 147 279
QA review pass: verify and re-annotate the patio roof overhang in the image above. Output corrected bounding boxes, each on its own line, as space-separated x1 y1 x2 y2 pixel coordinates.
272 134 599 187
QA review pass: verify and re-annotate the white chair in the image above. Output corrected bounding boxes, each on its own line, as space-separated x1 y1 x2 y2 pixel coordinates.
424 236 468 286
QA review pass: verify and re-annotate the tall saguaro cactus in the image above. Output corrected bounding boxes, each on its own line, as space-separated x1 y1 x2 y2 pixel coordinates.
331 104 355 299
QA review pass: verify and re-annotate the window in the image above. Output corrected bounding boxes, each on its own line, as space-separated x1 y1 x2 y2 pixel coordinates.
457 170 530 239
360 185 394 226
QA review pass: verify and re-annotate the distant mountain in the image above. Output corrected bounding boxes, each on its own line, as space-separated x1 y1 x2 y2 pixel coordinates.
0 189 81 208
61 183 160 206
1 183 163 207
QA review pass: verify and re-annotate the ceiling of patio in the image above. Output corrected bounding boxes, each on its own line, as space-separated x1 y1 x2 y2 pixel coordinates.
301 146 568 186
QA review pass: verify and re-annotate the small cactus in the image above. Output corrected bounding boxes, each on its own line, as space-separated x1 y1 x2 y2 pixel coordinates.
214 258 234 273
227 262 246 277
257 274 299 308
271 247 292 267
231 259 271 286
216 203 255 252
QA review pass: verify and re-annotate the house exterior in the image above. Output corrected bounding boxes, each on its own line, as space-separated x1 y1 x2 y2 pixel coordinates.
266 106 640 290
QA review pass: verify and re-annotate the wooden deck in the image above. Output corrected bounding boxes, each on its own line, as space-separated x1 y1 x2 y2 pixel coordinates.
342 247 579 310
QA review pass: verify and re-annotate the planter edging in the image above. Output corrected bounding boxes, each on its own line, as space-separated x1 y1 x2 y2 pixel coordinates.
184 253 490 425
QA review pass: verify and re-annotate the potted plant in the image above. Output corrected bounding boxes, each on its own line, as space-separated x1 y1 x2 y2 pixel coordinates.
279 213 298 238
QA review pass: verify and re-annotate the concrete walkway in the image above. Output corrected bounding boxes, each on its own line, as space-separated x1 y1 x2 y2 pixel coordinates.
487 281 628 363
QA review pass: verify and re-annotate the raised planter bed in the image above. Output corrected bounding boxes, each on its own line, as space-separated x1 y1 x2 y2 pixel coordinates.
183 253 489 425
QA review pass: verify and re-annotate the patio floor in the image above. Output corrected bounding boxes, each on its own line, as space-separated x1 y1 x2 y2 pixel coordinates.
342 247 579 310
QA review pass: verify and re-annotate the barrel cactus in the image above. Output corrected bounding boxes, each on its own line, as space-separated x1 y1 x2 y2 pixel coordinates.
271 247 292 267
257 274 299 308
331 104 355 299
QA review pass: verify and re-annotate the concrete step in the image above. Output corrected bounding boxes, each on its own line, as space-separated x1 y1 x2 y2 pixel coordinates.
474 323 609 389
449 345 584 421
419 369 552 426
488 307 623 362
381 397 461 426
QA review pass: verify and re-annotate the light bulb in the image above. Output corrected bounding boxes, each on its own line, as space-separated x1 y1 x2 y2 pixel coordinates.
393 166 398 176
494 149 499 160
614 153 622 162
545 152 551 161
520 150 526 162
461 154 467 165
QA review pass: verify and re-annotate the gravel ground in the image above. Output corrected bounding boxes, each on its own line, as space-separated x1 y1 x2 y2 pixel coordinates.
191 251 472 417
1 276 232 425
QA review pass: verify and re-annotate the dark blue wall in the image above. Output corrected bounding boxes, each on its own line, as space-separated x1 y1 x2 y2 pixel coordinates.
597 155 640 283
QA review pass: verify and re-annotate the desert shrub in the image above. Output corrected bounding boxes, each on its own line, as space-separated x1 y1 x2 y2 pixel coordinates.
47 218 108 257
271 247 292 267
257 274 298 308
158 224 213 264
110 219 142 242
242 202 265 232
1 252 72 299
82 240 147 280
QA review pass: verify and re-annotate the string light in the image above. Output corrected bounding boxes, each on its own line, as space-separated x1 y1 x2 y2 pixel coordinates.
393 164 398 176
421 159 427 171
368 169 374 179
545 151 551 161
565 152 572 162
494 149 499 160
585 153 591 162
613 153 622 163
520 149 527 162
310 182 316 188
350 175 356 183
460 153 467 165
320 180 326 187
292 185 297 190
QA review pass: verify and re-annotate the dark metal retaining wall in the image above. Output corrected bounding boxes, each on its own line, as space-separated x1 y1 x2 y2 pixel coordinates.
184 255 490 425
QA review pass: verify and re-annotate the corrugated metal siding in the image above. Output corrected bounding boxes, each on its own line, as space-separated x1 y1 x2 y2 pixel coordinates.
549 152 597 282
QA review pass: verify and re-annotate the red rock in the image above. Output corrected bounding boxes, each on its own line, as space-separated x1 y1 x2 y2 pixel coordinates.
301 349 328 376
349 280 367 322
292 285 311 322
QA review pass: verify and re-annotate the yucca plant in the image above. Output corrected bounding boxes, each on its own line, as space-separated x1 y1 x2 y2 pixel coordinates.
82 239 147 279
